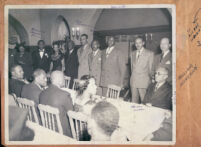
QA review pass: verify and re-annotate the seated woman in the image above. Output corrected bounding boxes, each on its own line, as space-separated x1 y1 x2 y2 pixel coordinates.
74 75 98 113
14 43 33 81
49 42 64 72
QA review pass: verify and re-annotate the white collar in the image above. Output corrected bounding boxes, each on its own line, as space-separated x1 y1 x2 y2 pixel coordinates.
106 46 114 54
93 50 99 56
162 50 170 58
156 81 165 89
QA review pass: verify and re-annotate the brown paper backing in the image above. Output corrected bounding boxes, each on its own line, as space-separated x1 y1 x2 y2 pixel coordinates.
1 0 201 146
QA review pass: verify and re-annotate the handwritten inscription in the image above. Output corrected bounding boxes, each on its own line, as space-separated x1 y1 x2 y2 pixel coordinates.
131 105 145 111
178 64 198 87
111 5 126 9
30 28 45 38
187 8 201 46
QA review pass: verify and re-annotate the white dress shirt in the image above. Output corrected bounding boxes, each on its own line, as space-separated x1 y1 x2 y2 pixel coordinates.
39 49 45 58
106 46 114 57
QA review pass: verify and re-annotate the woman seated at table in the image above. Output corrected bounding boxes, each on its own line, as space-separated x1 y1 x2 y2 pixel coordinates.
74 75 98 113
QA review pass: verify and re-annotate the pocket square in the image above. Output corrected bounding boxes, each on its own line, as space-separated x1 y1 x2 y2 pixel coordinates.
98 58 101 61
165 60 171 64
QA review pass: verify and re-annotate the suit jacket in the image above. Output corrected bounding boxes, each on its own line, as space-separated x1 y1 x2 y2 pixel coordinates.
100 47 126 88
130 48 154 88
64 49 79 79
9 106 34 141
77 44 92 79
32 48 51 73
21 82 42 124
21 82 42 105
9 78 26 97
39 84 73 137
88 50 102 86
153 51 172 84
152 116 172 141
143 82 172 110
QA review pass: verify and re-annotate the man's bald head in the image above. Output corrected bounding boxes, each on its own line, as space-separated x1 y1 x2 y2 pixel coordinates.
33 69 47 87
160 37 171 52
50 70 64 88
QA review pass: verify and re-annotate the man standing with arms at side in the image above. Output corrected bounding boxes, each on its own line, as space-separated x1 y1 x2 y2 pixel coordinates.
64 40 79 89
77 34 91 79
153 37 172 85
88 40 102 95
100 36 126 97
32 40 51 73
130 37 154 103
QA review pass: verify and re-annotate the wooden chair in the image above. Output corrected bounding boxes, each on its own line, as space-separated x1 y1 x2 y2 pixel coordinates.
64 76 71 88
10 93 18 106
106 84 121 99
67 110 88 140
38 104 63 134
72 79 80 91
16 98 39 124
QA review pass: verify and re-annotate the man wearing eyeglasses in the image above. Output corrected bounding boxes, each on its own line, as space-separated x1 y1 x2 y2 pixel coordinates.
142 67 172 110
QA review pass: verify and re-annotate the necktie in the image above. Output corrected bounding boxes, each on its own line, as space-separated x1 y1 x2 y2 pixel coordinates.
154 84 159 92
137 50 141 61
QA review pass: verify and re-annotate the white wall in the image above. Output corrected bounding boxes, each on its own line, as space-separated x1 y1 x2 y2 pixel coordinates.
9 9 41 45
40 9 102 45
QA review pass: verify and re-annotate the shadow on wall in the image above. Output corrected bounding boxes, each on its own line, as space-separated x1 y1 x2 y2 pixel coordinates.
9 14 29 45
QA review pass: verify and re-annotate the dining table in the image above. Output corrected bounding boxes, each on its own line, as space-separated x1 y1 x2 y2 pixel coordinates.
60 88 172 142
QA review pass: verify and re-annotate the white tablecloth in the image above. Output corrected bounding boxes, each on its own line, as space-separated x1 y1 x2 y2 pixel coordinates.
106 98 171 141
26 121 77 144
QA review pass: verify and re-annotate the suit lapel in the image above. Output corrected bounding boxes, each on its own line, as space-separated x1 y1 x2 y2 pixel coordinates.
161 52 171 64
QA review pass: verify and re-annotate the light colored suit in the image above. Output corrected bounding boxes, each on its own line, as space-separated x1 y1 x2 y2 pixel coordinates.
77 44 92 79
100 46 126 96
88 50 102 95
130 48 154 103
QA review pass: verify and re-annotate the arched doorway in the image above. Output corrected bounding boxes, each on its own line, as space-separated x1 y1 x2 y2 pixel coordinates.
51 15 70 42
9 15 29 45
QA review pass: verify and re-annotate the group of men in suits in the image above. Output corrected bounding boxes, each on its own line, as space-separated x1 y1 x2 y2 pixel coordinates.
130 37 172 110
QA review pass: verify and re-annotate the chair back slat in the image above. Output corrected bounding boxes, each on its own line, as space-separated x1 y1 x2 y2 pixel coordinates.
72 79 80 90
106 84 121 99
16 98 39 124
64 76 71 88
38 104 63 134
10 93 18 106
67 111 88 140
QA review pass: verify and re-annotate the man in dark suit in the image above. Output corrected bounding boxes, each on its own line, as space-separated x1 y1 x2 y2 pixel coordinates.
21 69 47 124
32 40 51 73
153 37 172 85
39 71 73 137
100 36 127 96
64 40 79 89
142 67 172 110
88 40 102 95
130 37 154 103
9 65 28 97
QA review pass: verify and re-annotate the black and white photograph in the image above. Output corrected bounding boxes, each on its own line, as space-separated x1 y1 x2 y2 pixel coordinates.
4 5 176 145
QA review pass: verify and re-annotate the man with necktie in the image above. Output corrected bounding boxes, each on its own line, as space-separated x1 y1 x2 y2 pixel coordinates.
100 36 126 97
32 40 51 73
130 37 154 103
88 40 102 95
77 34 91 79
142 67 172 110
153 37 172 85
